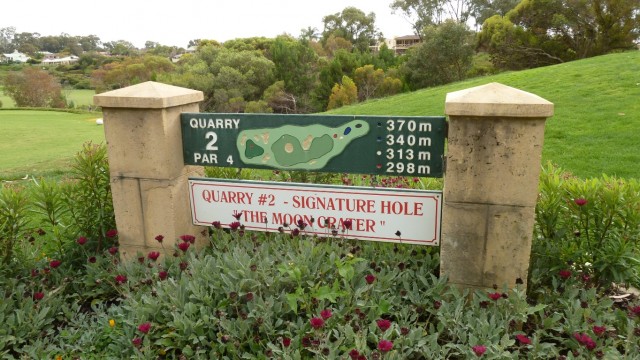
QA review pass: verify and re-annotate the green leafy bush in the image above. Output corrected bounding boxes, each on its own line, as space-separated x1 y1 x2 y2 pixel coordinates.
532 163 640 289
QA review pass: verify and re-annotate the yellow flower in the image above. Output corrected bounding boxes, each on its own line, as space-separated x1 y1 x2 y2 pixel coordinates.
55 356 62 360
109 319 115 328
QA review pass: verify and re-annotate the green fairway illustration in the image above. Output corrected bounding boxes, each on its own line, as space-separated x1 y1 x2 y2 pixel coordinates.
237 120 370 169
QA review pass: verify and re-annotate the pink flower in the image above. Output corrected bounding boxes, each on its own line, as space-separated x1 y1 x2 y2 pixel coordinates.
630 305 640 317
49 260 61 268
76 236 87 245
515 334 532 345
320 309 332 320
472 345 487 357
154 235 164 243
574 198 588 206
310 317 324 329
132 337 142 347
147 251 160 261
349 349 361 360
592 325 606 336
229 222 241 231
488 292 502 301
377 319 392 331
137 322 151 334
558 269 572 279
342 219 353 230
178 242 190 252
378 339 393 352
114 274 127 284
282 337 291 347
108 247 118 255
158 271 168 280
179 234 195 243
365 274 376 284
106 229 118 238
33 292 44 301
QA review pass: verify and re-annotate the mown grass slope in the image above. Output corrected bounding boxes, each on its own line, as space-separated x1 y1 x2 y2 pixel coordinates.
329 51 640 178
0 110 104 180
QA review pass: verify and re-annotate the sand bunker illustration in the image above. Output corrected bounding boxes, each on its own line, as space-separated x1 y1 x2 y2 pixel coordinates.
238 120 370 170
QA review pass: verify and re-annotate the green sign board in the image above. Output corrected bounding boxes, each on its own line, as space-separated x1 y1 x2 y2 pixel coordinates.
180 113 446 177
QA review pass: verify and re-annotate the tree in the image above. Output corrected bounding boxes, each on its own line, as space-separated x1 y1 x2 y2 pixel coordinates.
92 55 175 91
263 81 297 114
103 40 137 56
402 20 474 89
353 65 403 101
0 27 15 53
391 0 476 35
269 36 319 112
469 0 521 27
327 75 358 110
3 67 65 108
479 0 640 70
322 7 382 52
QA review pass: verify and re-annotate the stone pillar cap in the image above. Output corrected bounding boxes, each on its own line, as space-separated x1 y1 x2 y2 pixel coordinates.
445 82 554 118
94 81 204 109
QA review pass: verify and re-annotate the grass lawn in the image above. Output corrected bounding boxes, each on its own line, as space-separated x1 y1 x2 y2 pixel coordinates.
0 110 105 180
0 87 95 109
329 51 640 179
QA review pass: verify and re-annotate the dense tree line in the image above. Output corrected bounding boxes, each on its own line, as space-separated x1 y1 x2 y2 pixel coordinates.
2 0 638 110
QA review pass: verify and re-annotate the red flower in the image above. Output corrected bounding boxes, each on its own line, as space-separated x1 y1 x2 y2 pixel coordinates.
115 274 127 284
378 339 393 352
49 260 61 268
137 322 151 334
108 247 118 255
574 198 588 206
132 337 142 347
229 221 241 231
33 292 44 301
296 219 307 230
630 305 640 317
472 345 487 357
106 229 118 238
158 271 168 280
349 349 360 360
291 228 300 237
179 234 195 243
434 300 442 309
178 242 190 252
558 269 572 279
488 292 502 301
310 317 324 329
88 256 97 263
76 236 87 245
377 319 392 331
342 219 353 230
592 325 606 336
232 211 243 220
147 251 160 261
212 221 221 229
320 309 332 320
245 292 254 301
154 235 164 243
365 274 376 284
282 337 291 347
515 334 532 345
574 333 596 350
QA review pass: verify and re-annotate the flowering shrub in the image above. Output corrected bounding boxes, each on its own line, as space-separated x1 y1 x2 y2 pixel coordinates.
0 159 639 357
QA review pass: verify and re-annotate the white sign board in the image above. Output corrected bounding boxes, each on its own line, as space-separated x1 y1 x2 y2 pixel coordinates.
188 179 441 246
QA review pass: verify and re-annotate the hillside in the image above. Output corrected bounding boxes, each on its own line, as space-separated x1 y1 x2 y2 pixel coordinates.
328 51 640 178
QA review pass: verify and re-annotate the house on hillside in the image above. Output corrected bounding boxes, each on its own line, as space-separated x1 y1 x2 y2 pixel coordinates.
371 35 422 55
2 50 30 63
38 51 57 61
42 55 79 66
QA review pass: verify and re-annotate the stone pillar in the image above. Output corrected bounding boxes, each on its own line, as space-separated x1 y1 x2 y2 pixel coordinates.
94 81 206 260
441 82 554 290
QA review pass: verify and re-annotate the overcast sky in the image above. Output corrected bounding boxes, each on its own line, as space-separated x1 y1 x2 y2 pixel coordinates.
1 0 415 48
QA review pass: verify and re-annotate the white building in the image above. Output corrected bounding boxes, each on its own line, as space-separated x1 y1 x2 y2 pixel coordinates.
2 50 30 63
42 55 79 66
